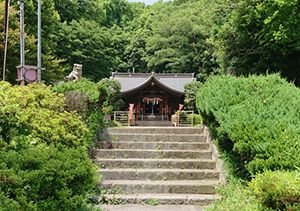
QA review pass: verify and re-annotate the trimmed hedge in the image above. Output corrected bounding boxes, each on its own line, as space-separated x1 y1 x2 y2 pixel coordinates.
0 147 97 210
196 75 300 175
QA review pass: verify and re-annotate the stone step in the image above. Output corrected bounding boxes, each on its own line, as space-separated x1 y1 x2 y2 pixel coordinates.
107 127 204 135
99 194 220 206
98 169 220 180
101 180 219 194
94 158 216 170
107 133 207 142
98 204 208 211
93 149 212 159
96 141 210 150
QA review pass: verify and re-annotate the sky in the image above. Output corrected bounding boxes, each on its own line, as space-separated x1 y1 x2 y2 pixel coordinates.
127 0 163 5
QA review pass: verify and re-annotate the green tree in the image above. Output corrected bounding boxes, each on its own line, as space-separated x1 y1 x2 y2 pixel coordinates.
184 81 202 111
215 0 300 85
56 19 125 81
54 0 106 24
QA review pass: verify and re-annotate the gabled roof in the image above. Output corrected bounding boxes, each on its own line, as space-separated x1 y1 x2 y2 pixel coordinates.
111 72 195 94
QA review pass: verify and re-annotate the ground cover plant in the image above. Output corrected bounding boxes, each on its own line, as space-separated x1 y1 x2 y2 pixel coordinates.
196 75 300 210
0 82 97 210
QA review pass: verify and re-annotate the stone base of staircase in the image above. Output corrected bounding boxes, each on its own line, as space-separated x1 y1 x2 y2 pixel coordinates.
93 126 223 207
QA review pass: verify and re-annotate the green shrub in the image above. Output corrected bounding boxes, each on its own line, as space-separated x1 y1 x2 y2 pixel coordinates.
249 171 300 210
196 75 300 175
0 82 97 210
0 146 97 210
187 114 203 126
0 192 25 211
53 78 100 102
0 82 89 149
193 114 203 125
53 79 105 141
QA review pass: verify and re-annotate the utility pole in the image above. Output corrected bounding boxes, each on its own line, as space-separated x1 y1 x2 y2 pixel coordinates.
2 0 10 81
19 0 25 85
37 0 42 83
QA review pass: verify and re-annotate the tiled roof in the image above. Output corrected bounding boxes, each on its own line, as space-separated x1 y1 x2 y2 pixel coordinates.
112 72 195 93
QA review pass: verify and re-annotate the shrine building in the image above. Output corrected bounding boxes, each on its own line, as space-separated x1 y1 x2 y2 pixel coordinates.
112 72 195 121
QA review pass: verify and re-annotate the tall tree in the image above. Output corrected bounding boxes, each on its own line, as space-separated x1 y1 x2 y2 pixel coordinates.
56 19 128 81
215 0 300 85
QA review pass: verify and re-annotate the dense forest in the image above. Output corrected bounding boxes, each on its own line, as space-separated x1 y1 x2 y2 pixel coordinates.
1 0 299 85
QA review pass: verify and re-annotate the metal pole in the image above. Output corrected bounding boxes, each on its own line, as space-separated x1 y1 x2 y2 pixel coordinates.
2 0 10 81
19 0 25 85
37 0 42 82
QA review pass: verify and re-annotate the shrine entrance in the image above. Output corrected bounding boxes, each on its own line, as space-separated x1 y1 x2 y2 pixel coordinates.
111 72 195 126
140 97 168 121
143 97 162 115
120 75 184 123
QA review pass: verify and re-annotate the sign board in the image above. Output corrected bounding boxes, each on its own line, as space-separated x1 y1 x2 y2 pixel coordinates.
17 65 38 83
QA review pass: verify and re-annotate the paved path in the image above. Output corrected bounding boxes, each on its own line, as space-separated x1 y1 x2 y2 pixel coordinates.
100 205 207 211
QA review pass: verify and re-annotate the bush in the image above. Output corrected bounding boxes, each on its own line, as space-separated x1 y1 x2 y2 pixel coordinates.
249 171 300 210
53 79 105 141
0 82 89 149
53 78 100 103
187 114 203 126
0 147 97 210
53 78 124 139
0 82 97 210
0 192 24 211
196 75 300 175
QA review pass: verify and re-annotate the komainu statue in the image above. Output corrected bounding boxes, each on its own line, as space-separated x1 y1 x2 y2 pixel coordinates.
65 64 83 81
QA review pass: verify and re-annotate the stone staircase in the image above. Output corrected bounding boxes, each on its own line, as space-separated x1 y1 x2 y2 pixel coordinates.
92 126 223 207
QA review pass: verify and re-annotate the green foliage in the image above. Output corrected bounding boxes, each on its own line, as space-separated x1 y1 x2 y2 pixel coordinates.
208 179 263 211
53 79 103 141
0 2 36 83
2 0 300 86
3 0 68 83
196 75 300 175
249 171 300 210
215 0 300 85
56 20 118 81
0 82 97 210
184 81 202 110
147 198 159 206
187 114 203 126
53 78 100 102
98 78 125 111
0 82 88 149
53 78 123 140
125 0 220 78
193 114 203 126
0 147 97 210
0 192 23 211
